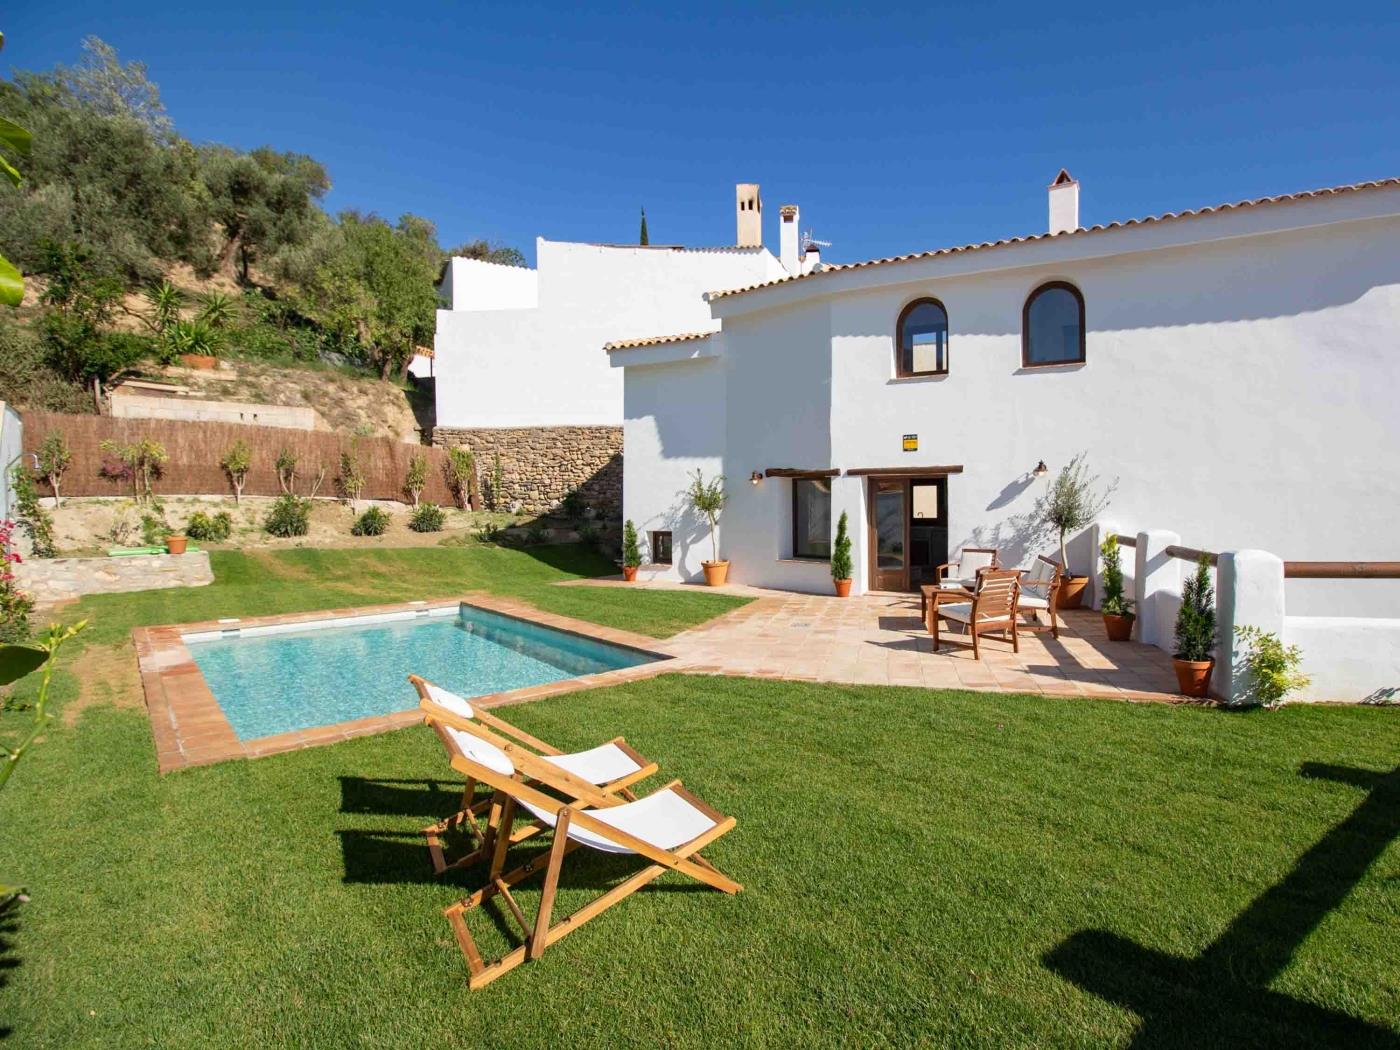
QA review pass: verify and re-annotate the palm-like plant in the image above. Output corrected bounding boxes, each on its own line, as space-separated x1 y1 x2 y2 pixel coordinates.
142 279 185 338
198 291 236 329
167 318 223 358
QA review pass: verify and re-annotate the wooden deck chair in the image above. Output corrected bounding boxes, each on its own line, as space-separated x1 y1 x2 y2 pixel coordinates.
935 546 999 591
411 675 658 874
437 729 740 989
1016 555 1062 638
931 568 1021 659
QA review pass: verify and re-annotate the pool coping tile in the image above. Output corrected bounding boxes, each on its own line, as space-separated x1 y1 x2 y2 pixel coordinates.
133 594 675 773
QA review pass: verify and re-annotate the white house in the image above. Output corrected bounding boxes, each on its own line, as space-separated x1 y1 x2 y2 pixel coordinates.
610 173 1400 642
431 185 816 515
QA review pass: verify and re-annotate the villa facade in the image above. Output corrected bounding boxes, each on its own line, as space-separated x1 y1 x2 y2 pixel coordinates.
431 186 813 514
610 174 1400 620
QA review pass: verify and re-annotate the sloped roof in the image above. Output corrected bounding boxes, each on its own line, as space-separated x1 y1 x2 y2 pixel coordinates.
603 331 714 353
705 177 1400 302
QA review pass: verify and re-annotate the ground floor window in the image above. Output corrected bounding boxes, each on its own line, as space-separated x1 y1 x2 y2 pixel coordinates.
792 478 831 559
650 530 672 565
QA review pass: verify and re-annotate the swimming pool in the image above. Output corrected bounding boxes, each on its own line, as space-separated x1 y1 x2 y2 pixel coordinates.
184 603 659 740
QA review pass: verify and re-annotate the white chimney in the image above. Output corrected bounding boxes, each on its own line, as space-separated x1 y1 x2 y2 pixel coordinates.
736 183 762 248
779 204 800 274
1048 169 1079 235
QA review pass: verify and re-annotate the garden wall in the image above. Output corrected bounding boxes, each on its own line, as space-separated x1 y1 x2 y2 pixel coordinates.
434 424 622 520
21 411 462 505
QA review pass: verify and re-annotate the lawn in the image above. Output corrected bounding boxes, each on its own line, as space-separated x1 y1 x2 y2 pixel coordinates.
1 547 1397 1048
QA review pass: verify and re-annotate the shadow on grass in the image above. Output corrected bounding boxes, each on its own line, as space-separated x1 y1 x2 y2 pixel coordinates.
0 898 20 1041
339 776 463 819
1044 762 1400 1048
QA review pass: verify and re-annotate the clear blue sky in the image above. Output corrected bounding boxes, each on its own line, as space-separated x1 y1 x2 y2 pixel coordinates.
7 1 1399 266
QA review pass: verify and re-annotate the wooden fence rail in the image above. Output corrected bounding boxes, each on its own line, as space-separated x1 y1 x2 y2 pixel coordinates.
20 411 466 505
1115 533 1397 580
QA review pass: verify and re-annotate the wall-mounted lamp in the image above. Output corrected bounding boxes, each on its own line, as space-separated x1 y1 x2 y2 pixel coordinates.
1032 460 1048 478
749 471 764 485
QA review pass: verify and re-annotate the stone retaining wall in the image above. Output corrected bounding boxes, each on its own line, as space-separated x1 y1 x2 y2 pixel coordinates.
432 425 622 520
17 552 214 604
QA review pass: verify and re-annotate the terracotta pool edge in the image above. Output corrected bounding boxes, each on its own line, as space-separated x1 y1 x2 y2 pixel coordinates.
133 594 677 774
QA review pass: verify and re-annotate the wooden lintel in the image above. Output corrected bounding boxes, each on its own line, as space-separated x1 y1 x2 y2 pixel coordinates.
844 465 965 477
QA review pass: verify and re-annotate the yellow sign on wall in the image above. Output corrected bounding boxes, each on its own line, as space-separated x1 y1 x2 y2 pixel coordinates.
902 434 918 452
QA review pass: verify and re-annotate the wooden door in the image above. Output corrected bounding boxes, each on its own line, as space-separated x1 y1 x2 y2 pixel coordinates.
870 478 910 591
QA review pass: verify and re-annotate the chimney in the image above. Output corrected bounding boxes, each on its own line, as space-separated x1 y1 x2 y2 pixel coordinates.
1048 169 1079 235
779 204 800 274
736 183 762 248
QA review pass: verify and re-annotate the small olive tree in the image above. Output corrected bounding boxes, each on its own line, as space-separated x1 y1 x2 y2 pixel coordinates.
338 450 365 511
685 469 727 565
1035 453 1116 569
220 439 252 504
99 438 167 503
404 453 427 508
37 431 71 507
275 448 298 494
446 447 475 511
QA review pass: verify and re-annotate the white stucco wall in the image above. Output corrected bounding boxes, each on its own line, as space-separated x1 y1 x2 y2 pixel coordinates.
623 185 1400 616
435 240 785 429
441 257 538 312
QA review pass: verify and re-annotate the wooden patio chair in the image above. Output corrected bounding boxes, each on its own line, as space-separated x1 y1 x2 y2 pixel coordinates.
935 547 999 591
1016 555 1062 639
411 676 658 874
437 730 740 989
930 568 1021 659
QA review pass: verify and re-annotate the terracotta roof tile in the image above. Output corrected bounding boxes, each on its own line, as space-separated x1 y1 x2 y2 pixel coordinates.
603 331 714 353
706 177 1400 302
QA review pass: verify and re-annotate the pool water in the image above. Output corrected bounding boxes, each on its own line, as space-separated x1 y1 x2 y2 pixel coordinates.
185 605 656 740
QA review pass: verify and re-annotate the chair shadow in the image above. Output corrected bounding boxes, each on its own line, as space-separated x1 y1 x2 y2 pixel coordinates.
1042 762 1400 1048
876 614 926 633
339 775 462 818
0 898 21 1041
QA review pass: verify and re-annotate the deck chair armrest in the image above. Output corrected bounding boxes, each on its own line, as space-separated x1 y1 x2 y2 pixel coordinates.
472 706 563 755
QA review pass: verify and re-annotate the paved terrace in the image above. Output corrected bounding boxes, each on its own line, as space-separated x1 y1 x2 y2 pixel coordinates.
590 583 1187 701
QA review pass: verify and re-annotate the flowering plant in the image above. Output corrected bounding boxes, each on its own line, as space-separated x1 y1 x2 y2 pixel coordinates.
0 519 32 644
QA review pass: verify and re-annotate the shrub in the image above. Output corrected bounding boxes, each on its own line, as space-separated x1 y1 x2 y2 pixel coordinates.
622 520 641 569
831 511 853 581
338 450 365 509
408 502 444 533
1098 534 1134 617
561 487 585 522
489 452 504 511
220 439 252 503
264 495 311 537
524 521 548 546
404 453 427 508
351 506 390 537
1233 626 1311 708
185 510 233 542
474 520 505 545
1174 555 1216 662
577 522 601 548
140 512 169 547
0 519 34 643
36 431 71 507
446 447 475 510
9 466 56 559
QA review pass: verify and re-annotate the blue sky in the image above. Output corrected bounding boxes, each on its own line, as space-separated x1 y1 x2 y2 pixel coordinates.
7 2 1399 266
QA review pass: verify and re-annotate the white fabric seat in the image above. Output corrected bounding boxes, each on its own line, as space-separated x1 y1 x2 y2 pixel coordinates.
1018 594 1050 610
540 743 643 784
520 789 718 856
431 682 641 786
939 602 1013 626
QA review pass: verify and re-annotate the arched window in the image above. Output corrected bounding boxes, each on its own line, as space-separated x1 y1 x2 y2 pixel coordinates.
895 298 949 377
1022 281 1085 366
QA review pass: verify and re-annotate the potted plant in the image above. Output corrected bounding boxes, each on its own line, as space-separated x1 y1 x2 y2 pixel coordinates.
686 469 728 586
165 532 188 555
1098 534 1135 640
1172 554 1216 697
1035 454 1115 609
831 511 853 597
621 519 641 582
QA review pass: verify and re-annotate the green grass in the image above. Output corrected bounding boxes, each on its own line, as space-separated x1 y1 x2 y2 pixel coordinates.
1 549 1398 1047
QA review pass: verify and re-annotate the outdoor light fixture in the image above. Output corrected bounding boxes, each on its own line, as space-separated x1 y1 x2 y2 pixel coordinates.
750 471 763 485
1033 460 1048 478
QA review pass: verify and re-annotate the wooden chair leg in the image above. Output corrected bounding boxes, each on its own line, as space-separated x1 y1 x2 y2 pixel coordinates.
972 627 980 660
1012 618 1020 653
528 809 571 960
488 795 516 881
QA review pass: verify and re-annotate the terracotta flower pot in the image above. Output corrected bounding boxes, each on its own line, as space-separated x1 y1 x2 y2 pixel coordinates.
1057 575 1089 609
833 578 852 598
622 566 638 582
180 354 218 370
1173 658 1214 698
1102 612 1135 641
701 560 730 587
166 534 188 555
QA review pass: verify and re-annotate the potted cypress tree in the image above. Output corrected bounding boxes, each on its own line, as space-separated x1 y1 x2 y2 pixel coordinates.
830 511 853 597
1173 554 1217 697
686 470 729 586
621 520 641 582
1035 454 1115 609
1098 534 1134 640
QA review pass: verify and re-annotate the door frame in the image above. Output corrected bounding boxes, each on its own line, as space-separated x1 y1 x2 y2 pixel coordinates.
867 477 911 592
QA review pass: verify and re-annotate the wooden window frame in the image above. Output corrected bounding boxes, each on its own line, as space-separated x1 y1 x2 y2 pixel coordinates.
1021 280 1086 368
894 297 950 378
649 530 672 566
790 478 831 561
